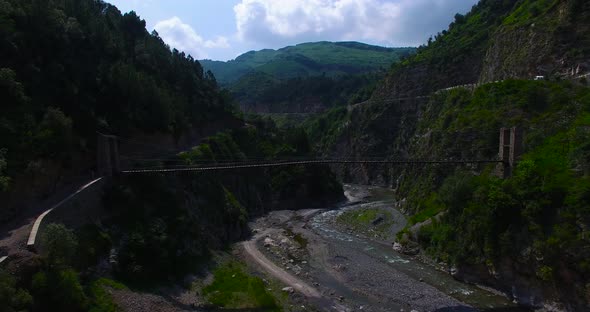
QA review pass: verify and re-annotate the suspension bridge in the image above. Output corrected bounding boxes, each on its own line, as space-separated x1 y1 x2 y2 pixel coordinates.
98 126 523 177
120 158 503 174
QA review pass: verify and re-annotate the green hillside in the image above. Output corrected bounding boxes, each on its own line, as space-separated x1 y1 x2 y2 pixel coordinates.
201 42 413 116
200 41 415 85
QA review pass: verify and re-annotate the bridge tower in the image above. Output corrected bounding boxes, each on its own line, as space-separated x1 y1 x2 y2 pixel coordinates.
497 127 523 178
97 133 120 177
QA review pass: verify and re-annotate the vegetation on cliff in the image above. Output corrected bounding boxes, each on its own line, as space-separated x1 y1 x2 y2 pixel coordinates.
401 81 590 292
306 0 590 307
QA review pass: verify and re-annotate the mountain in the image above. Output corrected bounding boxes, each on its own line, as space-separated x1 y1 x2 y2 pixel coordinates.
308 0 590 309
201 42 415 85
201 42 414 116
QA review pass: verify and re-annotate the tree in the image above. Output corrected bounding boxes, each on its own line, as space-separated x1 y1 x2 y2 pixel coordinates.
40 223 78 266
31 268 88 312
0 269 32 312
454 13 466 25
0 148 9 192
36 107 73 159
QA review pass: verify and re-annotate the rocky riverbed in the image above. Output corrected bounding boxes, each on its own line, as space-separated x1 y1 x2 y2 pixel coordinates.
245 184 528 312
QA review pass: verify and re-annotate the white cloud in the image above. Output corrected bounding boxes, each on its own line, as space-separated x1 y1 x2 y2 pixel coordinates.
233 0 477 47
154 17 230 59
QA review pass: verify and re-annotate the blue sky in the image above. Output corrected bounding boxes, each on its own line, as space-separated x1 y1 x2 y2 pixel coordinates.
106 0 478 61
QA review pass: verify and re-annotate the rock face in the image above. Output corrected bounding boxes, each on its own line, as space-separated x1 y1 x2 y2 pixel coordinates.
480 26 556 82
451 257 585 311
328 0 590 189
334 1 589 168
480 1 590 82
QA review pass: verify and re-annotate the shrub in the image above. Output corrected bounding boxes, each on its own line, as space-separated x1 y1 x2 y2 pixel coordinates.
537 265 554 282
0 148 10 192
31 268 88 311
87 278 126 312
40 223 78 266
0 269 32 312
203 262 279 310
75 224 112 269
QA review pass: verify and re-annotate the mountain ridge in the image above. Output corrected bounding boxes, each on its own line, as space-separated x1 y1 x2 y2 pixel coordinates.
200 41 415 85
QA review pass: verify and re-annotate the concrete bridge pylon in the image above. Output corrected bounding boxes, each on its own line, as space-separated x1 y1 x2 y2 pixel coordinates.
97 133 120 177
497 127 524 178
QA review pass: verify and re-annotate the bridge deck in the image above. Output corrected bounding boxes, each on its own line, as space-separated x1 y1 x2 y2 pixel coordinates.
121 159 502 174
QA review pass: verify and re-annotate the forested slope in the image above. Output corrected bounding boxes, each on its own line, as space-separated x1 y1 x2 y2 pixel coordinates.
201 42 414 85
0 1 345 311
233 73 381 114
202 42 414 115
0 0 236 219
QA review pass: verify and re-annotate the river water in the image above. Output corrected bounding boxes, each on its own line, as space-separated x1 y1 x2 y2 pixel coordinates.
308 184 529 312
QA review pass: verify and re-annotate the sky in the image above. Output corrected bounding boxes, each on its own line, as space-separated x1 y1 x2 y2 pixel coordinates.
106 0 479 61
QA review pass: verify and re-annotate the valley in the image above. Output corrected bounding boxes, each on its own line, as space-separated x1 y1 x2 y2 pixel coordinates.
1 0 590 311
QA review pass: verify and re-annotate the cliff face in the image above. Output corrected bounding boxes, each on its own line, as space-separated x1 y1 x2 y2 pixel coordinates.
324 0 519 179
480 0 590 82
370 0 590 104
328 0 590 184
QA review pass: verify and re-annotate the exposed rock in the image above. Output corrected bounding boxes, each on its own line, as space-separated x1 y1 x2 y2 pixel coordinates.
282 287 295 294
263 237 276 247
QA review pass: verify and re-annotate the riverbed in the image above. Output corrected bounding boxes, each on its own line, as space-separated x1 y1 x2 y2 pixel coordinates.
246 184 529 312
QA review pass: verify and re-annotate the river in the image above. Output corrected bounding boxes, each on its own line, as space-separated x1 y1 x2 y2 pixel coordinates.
248 184 531 312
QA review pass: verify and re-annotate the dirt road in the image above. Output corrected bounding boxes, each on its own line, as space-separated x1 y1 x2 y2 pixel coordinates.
242 229 321 298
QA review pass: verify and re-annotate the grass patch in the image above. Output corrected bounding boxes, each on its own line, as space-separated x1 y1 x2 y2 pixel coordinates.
338 208 388 225
408 194 445 226
285 228 308 249
337 208 395 239
293 233 308 249
203 262 280 311
502 0 559 27
88 278 127 312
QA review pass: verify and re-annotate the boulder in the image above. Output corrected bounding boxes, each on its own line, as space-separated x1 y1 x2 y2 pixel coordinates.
263 237 276 247
282 287 295 294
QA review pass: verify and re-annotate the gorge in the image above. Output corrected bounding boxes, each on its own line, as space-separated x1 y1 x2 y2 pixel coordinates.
1 0 590 311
